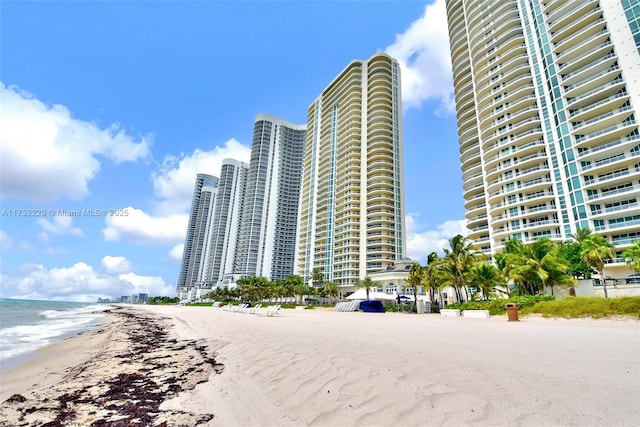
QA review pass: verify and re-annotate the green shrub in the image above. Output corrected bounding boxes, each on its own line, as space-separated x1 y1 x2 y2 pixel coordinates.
448 295 556 315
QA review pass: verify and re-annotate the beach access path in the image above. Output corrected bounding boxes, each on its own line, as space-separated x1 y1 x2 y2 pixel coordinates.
1 305 639 426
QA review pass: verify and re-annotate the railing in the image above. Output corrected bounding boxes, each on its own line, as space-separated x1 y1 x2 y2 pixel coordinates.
590 202 639 216
573 104 631 130
561 52 616 80
577 134 639 158
593 278 640 287
588 185 639 200
595 218 640 231
612 236 640 246
567 76 623 106
554 19 605 48
569 90 628 118
565 64 619 93
575 120 636 144
584 169 630 185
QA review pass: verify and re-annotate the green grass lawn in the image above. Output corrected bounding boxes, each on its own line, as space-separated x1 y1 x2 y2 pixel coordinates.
520 296 640 319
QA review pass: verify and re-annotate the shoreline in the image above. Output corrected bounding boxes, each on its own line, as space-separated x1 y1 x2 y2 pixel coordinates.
1 306 638 426
0 315 109 376
0 306 221 426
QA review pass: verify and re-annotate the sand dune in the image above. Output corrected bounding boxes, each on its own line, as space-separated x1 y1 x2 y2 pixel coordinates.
1 305 638 426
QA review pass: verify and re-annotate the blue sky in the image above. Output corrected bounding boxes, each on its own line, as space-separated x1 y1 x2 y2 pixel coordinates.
0 0 466 302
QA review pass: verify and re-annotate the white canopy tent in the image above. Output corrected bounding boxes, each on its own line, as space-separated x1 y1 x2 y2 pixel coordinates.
346 290 398 301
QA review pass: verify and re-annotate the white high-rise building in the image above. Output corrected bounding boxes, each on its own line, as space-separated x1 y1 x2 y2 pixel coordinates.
203 159 249 286
296 53 406 292
177 174 219 299
233 114 307 281
447 0 640 269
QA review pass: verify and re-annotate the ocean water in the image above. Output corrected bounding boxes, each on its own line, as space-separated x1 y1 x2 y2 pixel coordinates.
0 298 113 367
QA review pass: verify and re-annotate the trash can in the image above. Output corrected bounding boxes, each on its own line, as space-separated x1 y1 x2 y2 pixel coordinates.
505 303 519 321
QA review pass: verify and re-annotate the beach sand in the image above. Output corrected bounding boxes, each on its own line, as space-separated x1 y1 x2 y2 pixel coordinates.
1 305 638 426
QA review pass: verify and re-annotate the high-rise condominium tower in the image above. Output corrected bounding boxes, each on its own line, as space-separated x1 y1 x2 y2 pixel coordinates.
203 159 249 285
177 174 219 296
447 0 640 259
297 53 406 288
234 114 307 280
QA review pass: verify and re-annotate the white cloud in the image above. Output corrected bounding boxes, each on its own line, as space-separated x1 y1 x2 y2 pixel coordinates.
119 272 169 294
102 206 188 246
169 244 184 262
405 213 468 264
151 139 251 215
0 82 151 203
0 261 175 302
101 256 133 274
36 216 83 237
384 0 454 114
102 140 251 247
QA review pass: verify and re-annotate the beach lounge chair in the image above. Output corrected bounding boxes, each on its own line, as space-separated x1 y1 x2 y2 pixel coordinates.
256 304 281 317
249 303 262 314
267 304 281 316
233 303 248 313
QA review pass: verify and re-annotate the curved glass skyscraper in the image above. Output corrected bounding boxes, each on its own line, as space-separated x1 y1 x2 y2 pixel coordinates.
234 114 306 280
177 173 219 298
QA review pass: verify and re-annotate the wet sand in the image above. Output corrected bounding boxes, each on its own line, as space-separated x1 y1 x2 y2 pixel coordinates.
1 305 638 426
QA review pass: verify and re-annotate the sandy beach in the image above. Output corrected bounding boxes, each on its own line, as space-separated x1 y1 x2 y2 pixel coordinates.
1 305 638 426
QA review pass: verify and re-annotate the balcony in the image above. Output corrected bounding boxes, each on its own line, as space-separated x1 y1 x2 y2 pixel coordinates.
588 184 639 201
583 169 633 187
594 218 640 232
566 76 623 107
553 18 606 49
575 120 638 149
572 104 631 131
561 52 617 82
569 90 629 120
547 0 598 32
564 64 619 94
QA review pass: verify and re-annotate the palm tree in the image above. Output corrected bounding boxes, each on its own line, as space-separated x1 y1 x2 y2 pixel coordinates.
311 267 324 288
467 263 503 300
357 277 379 300
571 227 592 244
285 275 304 303
406 263 424 308
323 280 339 303
503 239 535 295
621 241 640 273
492 253 512 297
581 235 616 298
545 267 577 297
523 238 570 296
441 234 483 301
423 252 441 303
557 240 591 280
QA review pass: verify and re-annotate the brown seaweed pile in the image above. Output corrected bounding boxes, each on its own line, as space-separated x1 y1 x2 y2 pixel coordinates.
0 308 223 427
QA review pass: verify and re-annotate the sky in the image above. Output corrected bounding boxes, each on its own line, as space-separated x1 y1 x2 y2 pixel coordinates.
0 0 467 302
